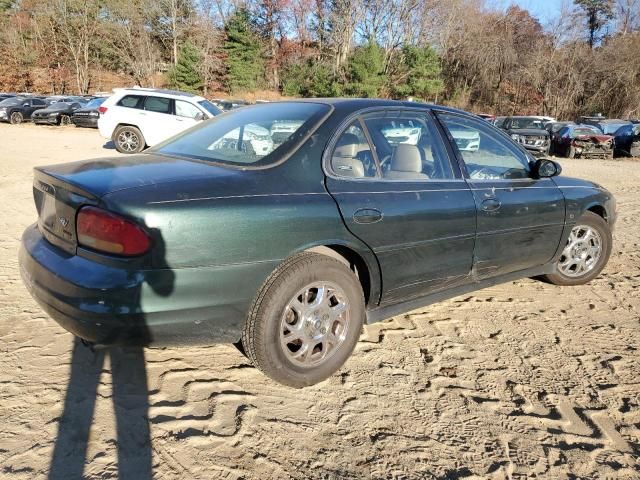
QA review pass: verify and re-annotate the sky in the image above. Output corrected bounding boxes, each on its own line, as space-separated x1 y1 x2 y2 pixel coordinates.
502 0 566 26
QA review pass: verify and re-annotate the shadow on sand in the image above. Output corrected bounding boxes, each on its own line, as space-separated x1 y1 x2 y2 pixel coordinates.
48 227 174 479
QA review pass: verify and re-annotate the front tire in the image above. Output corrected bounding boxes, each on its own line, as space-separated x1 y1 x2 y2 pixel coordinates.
542 211 611 286
60 114 71 126
10 111 23 125
113 125 145 154
241 252 365 388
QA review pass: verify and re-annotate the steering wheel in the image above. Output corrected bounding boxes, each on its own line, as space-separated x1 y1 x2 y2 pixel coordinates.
379 154 392 173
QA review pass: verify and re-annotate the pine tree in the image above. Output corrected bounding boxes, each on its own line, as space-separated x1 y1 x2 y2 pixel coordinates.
394 45 444 101
224 9 265 93
167 42 203 93
344 41 387 98
574 0 615 48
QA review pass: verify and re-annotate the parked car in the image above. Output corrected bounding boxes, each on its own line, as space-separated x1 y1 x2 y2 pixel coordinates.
612 123 640 157
32 102 83 126
493 116 507 129
500 116 551 156
545 122 575 155
0 96 47 124
98 88 222 154
216 99 251 111
71 97 106 128
584 119 633 136
0 93 17 101
19 99 615 387
553 124 614 159
477 113 496 122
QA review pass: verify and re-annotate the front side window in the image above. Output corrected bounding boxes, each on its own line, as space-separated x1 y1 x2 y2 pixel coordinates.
153 102 330 167
117 95 144 109
144 96 172 114
363 111 453 180
438 113 530 180
330 121 377 178
175 100 203 119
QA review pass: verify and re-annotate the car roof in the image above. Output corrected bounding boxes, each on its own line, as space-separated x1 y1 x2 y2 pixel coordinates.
272 98 473 116
117 88 205 101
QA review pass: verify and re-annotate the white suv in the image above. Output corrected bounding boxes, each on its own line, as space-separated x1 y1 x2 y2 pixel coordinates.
98 88 222 154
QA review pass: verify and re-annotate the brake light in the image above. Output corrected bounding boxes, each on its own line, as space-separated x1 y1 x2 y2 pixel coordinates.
98 106 108 114
76 206 151 256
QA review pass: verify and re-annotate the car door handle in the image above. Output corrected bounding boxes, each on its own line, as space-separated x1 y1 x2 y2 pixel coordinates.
481 198 502 212
353 208 383 224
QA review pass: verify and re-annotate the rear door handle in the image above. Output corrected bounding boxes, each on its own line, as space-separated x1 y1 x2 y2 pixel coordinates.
481 198 502 212
353 208 383 224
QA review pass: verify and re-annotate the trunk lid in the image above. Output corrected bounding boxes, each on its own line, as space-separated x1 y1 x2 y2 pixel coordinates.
33 170 99 254
36 154 235 198
34 154 235 253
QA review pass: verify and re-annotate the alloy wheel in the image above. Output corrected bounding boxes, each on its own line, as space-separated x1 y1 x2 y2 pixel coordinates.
117 130 140 152
10 112 23 124
558 225 602 278
280 282 350 367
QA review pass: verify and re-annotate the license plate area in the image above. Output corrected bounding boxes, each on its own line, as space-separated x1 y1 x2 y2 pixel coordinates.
34 180 77 254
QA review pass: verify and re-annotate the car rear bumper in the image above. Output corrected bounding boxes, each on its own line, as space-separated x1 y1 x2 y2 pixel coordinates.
19 224 263 346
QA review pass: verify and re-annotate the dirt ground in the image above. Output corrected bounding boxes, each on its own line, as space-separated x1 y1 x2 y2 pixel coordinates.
0 123 638 479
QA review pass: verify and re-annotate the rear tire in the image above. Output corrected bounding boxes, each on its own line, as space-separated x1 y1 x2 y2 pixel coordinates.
9 111 23 125
241 252 365 388
113 125 145 154
542 211 611 286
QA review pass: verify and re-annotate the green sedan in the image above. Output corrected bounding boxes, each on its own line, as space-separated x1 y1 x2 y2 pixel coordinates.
19 99 615 387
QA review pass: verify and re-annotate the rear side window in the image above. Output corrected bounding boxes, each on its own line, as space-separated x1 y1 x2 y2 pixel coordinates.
33 99 46 106
117 95 145 109
363 111 453 181
153 102 330 167
144 96 172 114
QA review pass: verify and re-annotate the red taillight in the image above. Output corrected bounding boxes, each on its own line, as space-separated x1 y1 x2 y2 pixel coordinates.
98 106 108 114
76 206 151 256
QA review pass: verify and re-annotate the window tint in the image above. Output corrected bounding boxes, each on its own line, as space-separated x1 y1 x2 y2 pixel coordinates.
154 102 330 167
363 111 453 180
508 117 545 129
175 100 203 119
330 121 377 178
439 113 530 180
198 100 222 116
33 99 46 106
144 96 172 114
117 95 144 109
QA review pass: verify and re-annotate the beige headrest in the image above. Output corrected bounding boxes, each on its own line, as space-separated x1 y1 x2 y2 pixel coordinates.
391 144 422 172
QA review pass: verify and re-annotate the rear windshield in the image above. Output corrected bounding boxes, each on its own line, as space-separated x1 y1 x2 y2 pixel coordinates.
573 127 601 136
153 102 331 167
85 97 106 108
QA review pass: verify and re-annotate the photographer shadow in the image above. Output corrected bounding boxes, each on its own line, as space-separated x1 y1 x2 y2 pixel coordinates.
48 228 174 479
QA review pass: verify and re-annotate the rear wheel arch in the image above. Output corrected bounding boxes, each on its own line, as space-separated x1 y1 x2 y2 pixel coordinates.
305 245 373 306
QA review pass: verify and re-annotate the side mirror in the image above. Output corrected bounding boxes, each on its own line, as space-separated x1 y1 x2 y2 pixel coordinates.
194 112 205 121
531 158 562 178
23 102 29 106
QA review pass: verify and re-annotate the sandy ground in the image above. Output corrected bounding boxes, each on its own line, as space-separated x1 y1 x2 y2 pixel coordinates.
0 123 639 479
